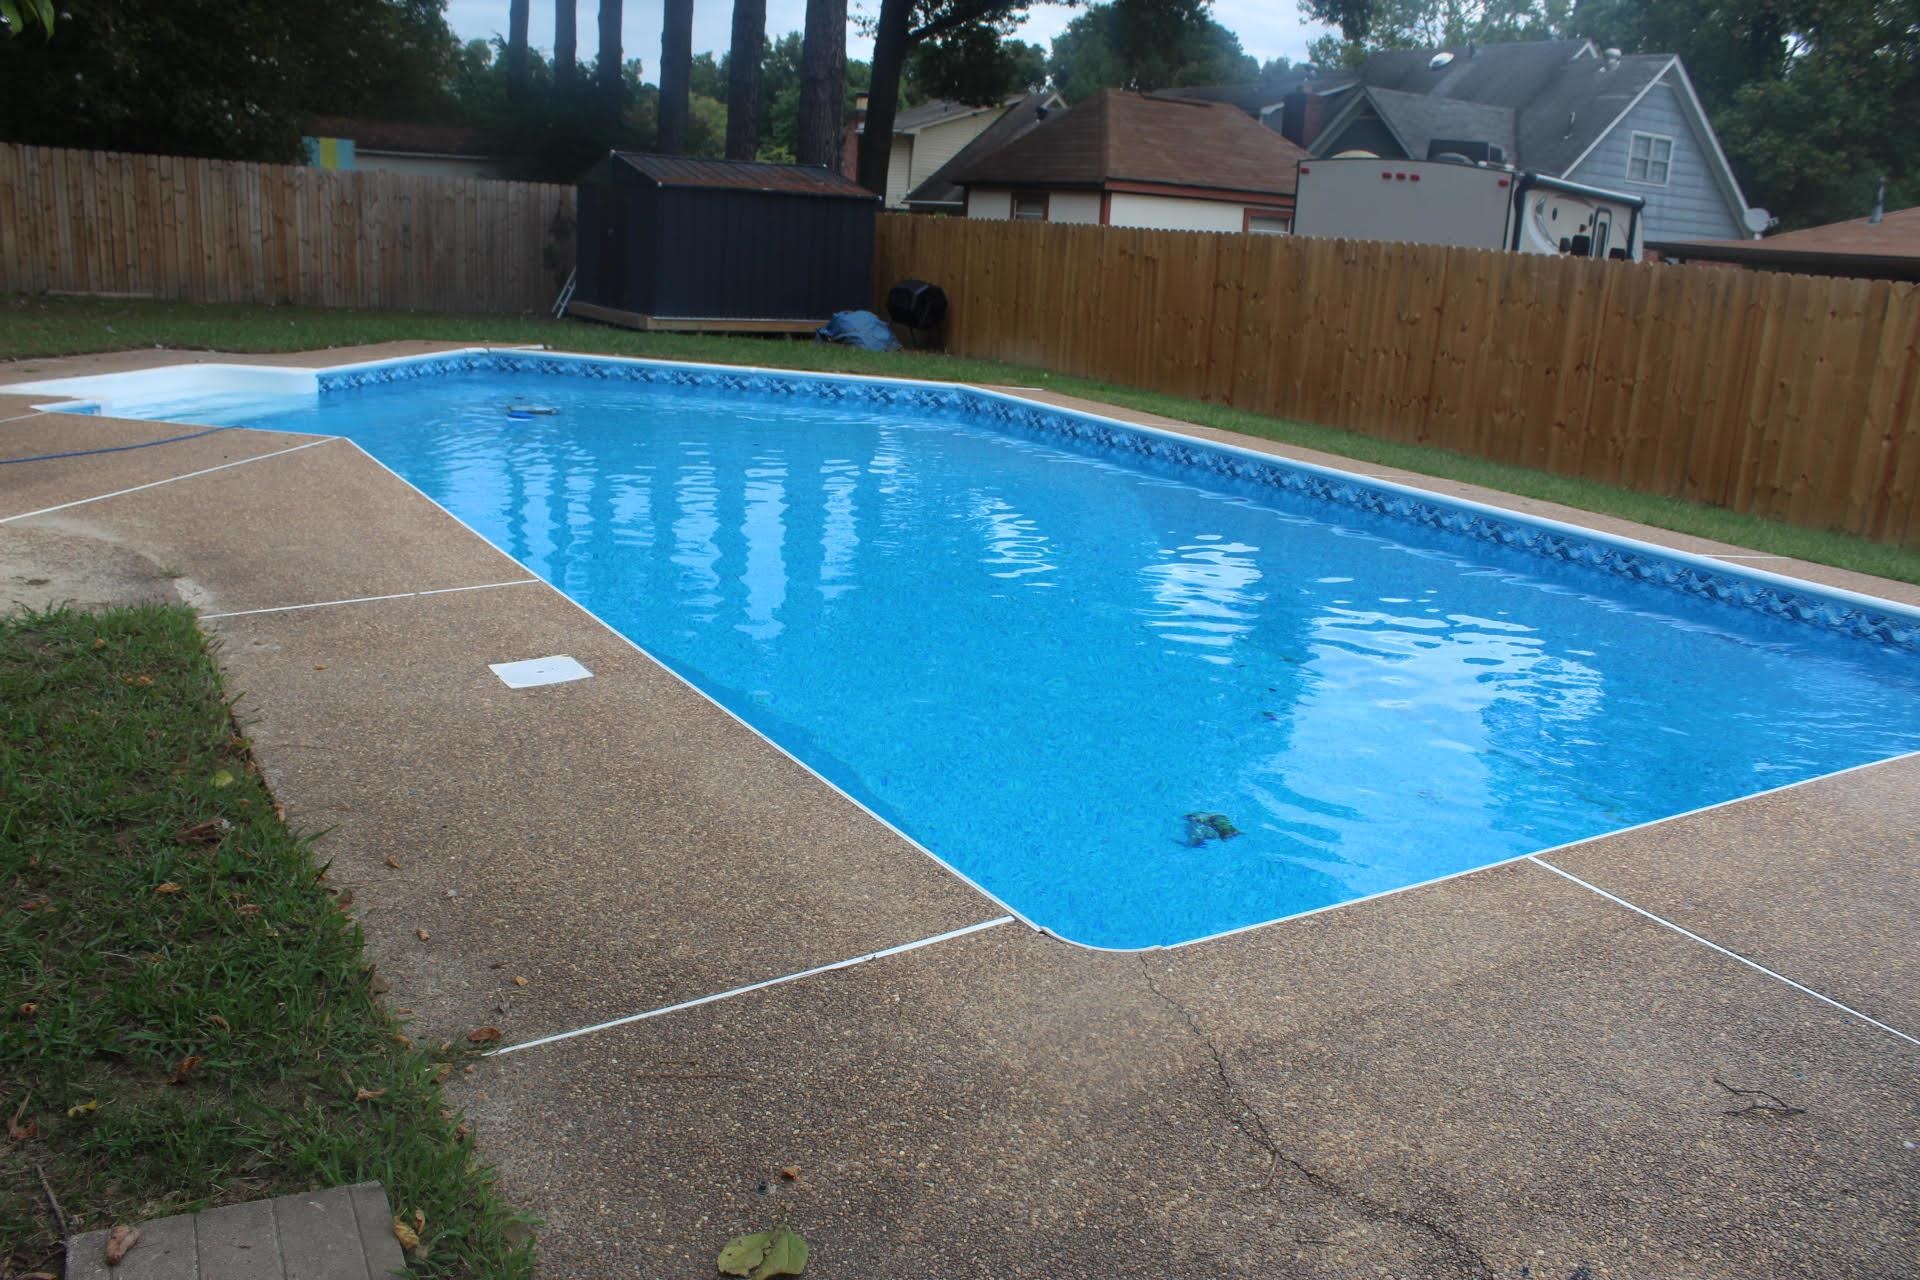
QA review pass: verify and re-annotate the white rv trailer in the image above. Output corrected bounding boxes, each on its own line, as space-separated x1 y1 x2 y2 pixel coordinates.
1290 157 1646 261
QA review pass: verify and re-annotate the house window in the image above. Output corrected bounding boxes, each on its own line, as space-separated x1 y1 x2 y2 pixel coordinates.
1011 191 1049 221
1627 132 1672 185
1246 213 1291 235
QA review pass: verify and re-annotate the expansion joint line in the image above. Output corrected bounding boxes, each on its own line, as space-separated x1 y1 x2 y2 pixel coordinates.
201 578 540 620
1527 855 1920 1048
489 916 1015 1058
0 436 338 524
1138 957 1495 1275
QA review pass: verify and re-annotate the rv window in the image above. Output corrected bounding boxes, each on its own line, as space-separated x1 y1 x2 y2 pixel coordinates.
1627 133 1672 185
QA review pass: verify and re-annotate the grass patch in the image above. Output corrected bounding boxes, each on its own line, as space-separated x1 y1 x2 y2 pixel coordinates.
0 604 530 1278
5 293 1916 585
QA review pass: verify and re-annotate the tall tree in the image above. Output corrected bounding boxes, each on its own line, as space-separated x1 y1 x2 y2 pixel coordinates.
1048 0 1255 101
598 0 625 117
555 0 577 87
726 0 768 158
659 0 695 152
507 0 531 98
798 0 848 165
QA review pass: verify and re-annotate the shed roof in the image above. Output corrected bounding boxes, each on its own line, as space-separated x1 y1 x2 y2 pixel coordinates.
951 90 1307 198
1652 205 1920 279
609 152 876 198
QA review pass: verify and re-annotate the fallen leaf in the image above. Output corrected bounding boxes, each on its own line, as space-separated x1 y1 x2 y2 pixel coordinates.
414 1209 426 1233
132 674 153 687
511 976 528 987
391 1032 411 1048
236 903 262 916
18 896 49 911
391 1218 421 1250
176 817 231 844
169 1055 203 1085
430 1064 450 1084
780 1166 799 1181
206 1014 230 1031
67 1100 99 1118
314 663 328 671
384 854 402 870
335 889 354 909
754 1225 809 1279
273 803 286 822
17 1002 37 1017
455 1121 472 1142
466 1026 501 1044
354 1087 387 1102
153 882 182 896
105 1224 141 1265
717 1231 772 1277
415 928 431 942
93 637 106 649
209 769 235 788
7 1096 37 1142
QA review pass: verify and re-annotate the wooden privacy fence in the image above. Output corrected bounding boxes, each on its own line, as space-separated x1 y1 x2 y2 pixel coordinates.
0 143 575 313
875 214 1920 548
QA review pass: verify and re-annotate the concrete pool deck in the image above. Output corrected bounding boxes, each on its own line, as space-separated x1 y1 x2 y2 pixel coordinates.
3 344 1916 1278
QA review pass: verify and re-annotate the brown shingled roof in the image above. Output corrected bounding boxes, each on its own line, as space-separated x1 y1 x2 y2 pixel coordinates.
1651 205 1920 280
951 90 1307 198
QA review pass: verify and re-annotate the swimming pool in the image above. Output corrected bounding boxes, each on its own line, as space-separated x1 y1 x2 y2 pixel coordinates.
30 350 1920 949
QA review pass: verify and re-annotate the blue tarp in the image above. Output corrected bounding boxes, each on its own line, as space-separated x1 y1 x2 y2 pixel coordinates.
815 310 900 352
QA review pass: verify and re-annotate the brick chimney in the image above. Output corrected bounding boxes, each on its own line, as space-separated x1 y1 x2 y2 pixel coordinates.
1280 89 1325 149
837 93 869 180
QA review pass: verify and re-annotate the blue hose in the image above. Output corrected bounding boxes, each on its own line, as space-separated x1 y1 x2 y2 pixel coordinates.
0 423 238 466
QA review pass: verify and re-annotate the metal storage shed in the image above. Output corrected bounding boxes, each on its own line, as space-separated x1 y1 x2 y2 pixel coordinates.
570 153 880 333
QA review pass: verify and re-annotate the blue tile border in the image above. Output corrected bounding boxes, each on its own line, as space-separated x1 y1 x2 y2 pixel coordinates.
315 350 1920 655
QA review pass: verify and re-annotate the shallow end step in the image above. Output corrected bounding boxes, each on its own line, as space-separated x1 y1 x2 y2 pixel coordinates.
66 1181 406 1280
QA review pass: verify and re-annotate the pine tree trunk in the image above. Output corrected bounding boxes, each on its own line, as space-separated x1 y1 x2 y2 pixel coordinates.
598 0 625 120
658 0 695 154
725 0 767 160
507 0 531 99
555 0 577 88
796 0 846 167
857 0 912 196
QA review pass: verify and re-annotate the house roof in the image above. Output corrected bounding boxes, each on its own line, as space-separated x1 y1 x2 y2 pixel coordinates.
1509 52 1672 173
610 152 876 198
304 116 494 157
1652 205 1920 279
1359 87 1517 162
951 90 1308 198
890 96 1020 135
903 94 1061 208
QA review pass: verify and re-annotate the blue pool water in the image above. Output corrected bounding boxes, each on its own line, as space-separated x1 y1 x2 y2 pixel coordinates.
153 360 1920 947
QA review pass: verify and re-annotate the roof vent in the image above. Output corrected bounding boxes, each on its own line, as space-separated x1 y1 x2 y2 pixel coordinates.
1603 47 1622 69
1428 51 1455 70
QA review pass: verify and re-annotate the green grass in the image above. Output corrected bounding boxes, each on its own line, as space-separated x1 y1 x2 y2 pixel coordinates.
5 293 1917 585
0 605 531 1278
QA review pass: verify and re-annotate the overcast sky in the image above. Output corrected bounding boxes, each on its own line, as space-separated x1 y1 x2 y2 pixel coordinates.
442 1 1336 71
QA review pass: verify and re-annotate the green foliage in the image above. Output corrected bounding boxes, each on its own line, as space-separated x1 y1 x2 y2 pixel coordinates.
1048 0 1258 101
0 605 533 1278
0 0 55 37
906 31 1048 103
0 0 455 161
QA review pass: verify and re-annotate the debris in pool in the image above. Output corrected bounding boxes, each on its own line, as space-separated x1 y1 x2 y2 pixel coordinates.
1184 812 1242 846
505 404 559 419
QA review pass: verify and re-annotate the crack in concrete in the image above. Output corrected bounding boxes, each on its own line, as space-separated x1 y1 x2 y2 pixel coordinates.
1137 956 1496 1279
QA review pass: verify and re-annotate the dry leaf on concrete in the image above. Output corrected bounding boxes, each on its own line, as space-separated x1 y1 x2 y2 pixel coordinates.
416 928 431 942
465 1026 502 1044
105 1225 141 1265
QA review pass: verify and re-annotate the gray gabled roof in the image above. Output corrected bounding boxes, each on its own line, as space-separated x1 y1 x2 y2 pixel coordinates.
890 97 1018 135
903 94 1061 208
1361 87 1517 162
1354 40 1596 107
1511 52 1672 173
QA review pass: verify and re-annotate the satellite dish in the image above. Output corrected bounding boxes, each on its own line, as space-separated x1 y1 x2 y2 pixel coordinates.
1743 207 1773 234
1428 51 1455 70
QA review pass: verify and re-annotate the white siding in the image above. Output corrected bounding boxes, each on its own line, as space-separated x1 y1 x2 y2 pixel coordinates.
1564 80 1741 242
967 188 1014 220
1107 193 1246 232
1049 192 1101 224
884 137 915 209
907 111 1001 192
